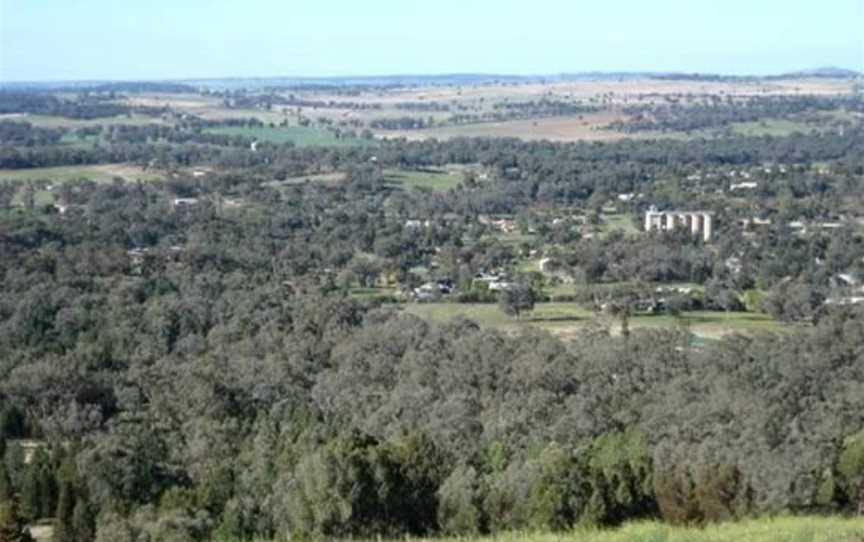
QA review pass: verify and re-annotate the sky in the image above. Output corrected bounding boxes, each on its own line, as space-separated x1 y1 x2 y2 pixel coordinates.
1 0 863 82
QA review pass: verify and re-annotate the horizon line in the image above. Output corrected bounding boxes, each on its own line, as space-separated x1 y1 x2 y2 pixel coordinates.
2 65 862 87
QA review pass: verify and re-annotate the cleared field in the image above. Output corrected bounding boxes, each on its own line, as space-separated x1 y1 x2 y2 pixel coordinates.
206 125 368 147
275 172 347 185
403 302 784 340
383 168 465 191
385 112 629 143
0 163 162 184
305 77 854 107
325 517 864 542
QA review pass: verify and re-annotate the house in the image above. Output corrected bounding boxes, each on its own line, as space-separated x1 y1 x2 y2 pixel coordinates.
475 272 501 283
825 296 864 306
730 182 758 191
413 280 453 300
488 280 514 292
172 197 199 208
741 217 772 227
405 219 431 229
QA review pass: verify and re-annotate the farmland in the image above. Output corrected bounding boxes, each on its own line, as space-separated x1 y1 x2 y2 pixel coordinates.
205 125 368 147
0 163 162 184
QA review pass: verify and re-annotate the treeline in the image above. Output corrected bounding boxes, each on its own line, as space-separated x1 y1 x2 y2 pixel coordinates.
0 91 168 120
0 121 64 147
492 99 599 117
609 95 864 133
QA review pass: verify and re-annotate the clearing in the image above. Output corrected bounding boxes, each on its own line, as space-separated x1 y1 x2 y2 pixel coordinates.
403 302 785 340
205 125 369 147
383 168 466 191
360 516 863 542
0 164 162 184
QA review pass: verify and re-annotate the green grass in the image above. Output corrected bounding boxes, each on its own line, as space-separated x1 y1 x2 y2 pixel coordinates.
383 168 465 192
403 302 785 340
238 516 864 542
0 164 161 184
0 164 163 207
599 214 640 236
206 125 368 147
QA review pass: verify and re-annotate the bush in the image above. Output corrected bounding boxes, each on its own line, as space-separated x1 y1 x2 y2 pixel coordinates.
437 465 484 535
655 464 752 524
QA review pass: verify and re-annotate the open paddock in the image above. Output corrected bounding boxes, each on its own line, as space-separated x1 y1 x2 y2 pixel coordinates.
0 163 162 184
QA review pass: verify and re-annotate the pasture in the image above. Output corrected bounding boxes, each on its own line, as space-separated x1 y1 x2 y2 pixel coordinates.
0 164 162 184
391 112 629 143
205 125 368 147
383 168 465 191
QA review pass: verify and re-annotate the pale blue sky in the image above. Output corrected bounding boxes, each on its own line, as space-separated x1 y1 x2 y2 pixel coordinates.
1 0 862 82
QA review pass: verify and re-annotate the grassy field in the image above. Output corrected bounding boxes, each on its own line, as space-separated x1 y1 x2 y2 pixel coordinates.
0 164 162 183
383 168 465 191
391 112 629 143
403 302 784 340
234 516 864 542
0 164 163 207
599 214 640 235
206 125 368 147
0 164 162 184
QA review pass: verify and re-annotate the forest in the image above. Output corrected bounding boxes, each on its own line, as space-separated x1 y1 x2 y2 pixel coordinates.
0 84 863 541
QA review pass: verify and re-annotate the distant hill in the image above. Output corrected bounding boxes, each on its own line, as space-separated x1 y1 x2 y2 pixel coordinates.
783 67 862 78
2 67 860 92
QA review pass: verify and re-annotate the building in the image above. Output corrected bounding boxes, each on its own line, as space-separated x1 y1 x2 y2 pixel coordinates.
645 208 713 242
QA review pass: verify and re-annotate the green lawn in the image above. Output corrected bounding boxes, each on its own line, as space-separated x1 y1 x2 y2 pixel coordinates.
404 302 785 340
206 125 368 147
383 168 465 192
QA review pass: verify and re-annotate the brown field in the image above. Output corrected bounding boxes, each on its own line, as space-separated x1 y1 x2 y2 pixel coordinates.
304 77 854 105
5 77 854 140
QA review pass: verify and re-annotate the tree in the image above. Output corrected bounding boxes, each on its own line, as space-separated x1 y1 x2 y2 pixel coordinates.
499 284 535 319
437 465 483 535
0 498 34 542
